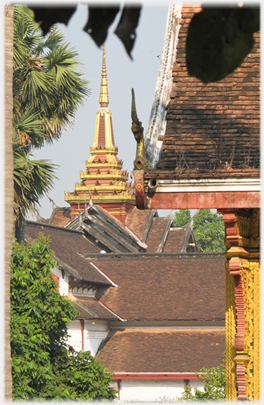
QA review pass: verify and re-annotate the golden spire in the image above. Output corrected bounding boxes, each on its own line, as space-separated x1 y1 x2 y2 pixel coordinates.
99 43 109 107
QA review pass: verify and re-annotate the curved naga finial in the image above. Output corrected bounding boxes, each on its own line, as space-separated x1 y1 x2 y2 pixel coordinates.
131 88 149 171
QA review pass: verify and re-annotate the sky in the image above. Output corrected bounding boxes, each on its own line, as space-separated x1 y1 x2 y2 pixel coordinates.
25 1 177 220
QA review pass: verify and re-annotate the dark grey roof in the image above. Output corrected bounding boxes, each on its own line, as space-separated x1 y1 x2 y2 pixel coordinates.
65 203 147 253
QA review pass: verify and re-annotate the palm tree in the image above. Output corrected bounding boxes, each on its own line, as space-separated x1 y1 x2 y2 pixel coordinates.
13 5 89 240
13 140 58 242
13 5 89 148
5 4 14 400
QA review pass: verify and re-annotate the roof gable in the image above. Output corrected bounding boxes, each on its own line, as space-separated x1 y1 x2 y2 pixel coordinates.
65 203 147 253
146 4 260 180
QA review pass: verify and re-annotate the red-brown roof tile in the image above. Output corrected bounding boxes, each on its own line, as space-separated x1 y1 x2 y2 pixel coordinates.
92 255 225 321
126 207 154 240
98 328 225 373
73 297 119 320
146 4 260 180
145 218 168 252
25 221 111 285
163 228 187 253
50 207 71 227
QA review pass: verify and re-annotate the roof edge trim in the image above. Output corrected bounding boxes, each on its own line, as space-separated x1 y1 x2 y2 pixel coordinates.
88 261 118 287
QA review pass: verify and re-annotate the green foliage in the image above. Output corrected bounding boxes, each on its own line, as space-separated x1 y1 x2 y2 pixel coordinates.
11 235 116 400
13 5 89 148
174 209 225 252
181 362 226 401
13 5 89 231
174 209 191 227
51 350 117 400
13 140 58 221
193 209 225 252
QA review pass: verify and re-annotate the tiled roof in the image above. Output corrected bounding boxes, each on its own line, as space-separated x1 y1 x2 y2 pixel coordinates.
163 228 189 253
125 207 156 241
146 4 260 180
24 221 111 285
145 217 168 252
36 207 71 227
92 255 225 321
97 328 225 373
73 297 120 320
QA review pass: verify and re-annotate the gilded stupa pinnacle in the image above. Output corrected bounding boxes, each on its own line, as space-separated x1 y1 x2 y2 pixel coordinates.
99 43 109 107
65 42 136 222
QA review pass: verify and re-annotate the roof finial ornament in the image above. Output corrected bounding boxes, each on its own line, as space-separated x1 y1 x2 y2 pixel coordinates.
48 196 58 210
99 43 109 107
89 186 93 208
131 88 149 171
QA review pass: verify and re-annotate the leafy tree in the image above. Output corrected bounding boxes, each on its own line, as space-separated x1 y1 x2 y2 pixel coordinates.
13 5 89 241
50 350 116 400
174 209 191 227
174 209 225 252
193 209 225 252
11 235 116 400
181 361 226 401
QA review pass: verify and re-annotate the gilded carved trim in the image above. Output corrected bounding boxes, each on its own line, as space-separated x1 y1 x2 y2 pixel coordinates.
225 261 237 401
222 208 260 401
241 259 260 400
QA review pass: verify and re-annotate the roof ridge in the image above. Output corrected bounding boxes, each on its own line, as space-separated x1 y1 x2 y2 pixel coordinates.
25 220 83 234
80 251 225 261
157 210 175 253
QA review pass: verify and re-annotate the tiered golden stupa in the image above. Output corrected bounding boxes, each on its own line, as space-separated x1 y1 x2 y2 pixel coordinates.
65 44 135 224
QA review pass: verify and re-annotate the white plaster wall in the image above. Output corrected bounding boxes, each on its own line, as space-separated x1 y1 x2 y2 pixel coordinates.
119 379 185 402
189 379 205 394
51 266 69 296
84 320 109 356
67 320 82 352
67 320 109 356
59 275 69 296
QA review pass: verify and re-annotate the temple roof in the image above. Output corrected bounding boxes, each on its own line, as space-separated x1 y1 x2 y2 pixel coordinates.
71 296 120 321
136 4 260 211
24 221 111 285
98 328 225 373
145 4 260 180
91 254 225 321
65 202 147 253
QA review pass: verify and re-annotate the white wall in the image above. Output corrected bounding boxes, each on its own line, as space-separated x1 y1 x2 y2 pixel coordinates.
189 379 205 393
51 266 69 296
119 379 186 402
67 320 82 351
83 320 109 356
67 320 109 356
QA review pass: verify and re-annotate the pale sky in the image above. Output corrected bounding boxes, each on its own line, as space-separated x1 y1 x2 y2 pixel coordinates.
27 1 176 220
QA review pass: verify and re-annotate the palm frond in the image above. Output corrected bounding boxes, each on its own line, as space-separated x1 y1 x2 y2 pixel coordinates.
13 142 58 219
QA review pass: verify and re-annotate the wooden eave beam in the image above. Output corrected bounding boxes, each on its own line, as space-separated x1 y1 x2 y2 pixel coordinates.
145 190 261 210
141 176 261 209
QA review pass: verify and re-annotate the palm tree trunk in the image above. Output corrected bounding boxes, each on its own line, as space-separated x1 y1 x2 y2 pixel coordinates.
5 4 14 400
15 213 25 243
